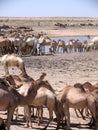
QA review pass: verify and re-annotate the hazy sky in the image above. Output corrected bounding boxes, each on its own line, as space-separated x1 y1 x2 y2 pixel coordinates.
0 0 98 17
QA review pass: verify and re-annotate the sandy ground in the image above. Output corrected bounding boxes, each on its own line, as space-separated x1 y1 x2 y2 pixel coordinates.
0 50 98 130
0 17 98 129
34 26 98 38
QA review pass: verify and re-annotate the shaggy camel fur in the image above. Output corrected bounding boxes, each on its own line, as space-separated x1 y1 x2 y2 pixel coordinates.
0 73 46 130
57 83 98 130
1 54 26 75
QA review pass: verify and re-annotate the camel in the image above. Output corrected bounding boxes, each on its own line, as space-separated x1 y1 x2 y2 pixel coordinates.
10 33 25 56
90 36 98 50
50 40 57 53
87 89 98 130
57 83 98 130
82 40 91 52
74 39 84 52
0 73 46 130
0 38 12 55
38 35 53 54
66 39 74 53
1 54 26 76
23 85 59 129
5 73 62 129
25 35 38 55
57 39 66 53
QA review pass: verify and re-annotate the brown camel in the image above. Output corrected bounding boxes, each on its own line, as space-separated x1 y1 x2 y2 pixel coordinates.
5 73 62 129
57 83 98 130
57 39 66 53
87 88 98 130
0 73 46 130
23 85 59 129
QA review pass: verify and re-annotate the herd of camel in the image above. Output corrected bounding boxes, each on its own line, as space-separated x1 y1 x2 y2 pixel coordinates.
0 53 98 130
0 24 98 56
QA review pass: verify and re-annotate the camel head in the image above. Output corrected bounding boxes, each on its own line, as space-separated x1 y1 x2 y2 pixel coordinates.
82 82 94 92
36 72 46 83
2 75 22 89
30 73 46 90
3 75 16 85
0 78 10 89
74 83 86 92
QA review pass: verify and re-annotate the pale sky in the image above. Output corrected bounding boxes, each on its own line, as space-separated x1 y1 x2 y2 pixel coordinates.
0 0 98 17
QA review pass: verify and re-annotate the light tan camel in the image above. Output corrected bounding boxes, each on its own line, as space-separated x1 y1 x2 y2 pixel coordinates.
25 35 38 55
1 54 26 75
57 83 98 130
87 89 98 130
90 36 98 50
24 85 59 129
5 73 62 129
66 40 74 53
0 73 46 130
38 35 53 54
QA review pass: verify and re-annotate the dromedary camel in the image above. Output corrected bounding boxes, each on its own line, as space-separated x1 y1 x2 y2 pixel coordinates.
25 34 38 55
23 81 60 129
90 36 98 50
57 83 98 130
87 88 98 130
4 73 62 129
1 53 26 75
57 39 66 53
0 73 46 130
38 34 53 54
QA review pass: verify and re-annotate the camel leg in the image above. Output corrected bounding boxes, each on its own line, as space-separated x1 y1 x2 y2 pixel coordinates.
24 105 32 128
6 107 15 130
55 112 62 130
4 65 9 76
36 107 43 126
19 63 26 75
63 102 70 130
42 108 53 130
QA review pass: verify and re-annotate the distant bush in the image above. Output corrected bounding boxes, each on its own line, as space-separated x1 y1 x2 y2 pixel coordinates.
0 20 3 22
5 18 9 22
